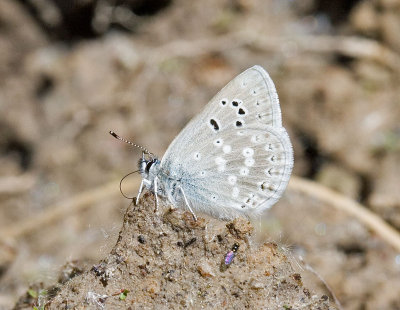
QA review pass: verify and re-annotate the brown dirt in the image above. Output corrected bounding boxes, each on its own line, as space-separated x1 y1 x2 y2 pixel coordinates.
14 194 336 309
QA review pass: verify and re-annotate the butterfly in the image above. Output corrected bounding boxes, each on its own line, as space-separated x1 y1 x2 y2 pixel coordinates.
111 65 293 220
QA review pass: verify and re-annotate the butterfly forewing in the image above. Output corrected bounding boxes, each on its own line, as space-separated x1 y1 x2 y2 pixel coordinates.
160 66 293 219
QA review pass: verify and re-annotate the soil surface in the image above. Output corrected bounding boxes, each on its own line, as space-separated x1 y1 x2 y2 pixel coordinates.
0 0 400 309
14 195 335 309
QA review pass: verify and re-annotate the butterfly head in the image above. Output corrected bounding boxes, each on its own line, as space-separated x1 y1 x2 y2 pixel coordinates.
138 153 160 180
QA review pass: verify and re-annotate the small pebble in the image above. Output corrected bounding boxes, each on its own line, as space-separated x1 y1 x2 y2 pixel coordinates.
197 261 215 278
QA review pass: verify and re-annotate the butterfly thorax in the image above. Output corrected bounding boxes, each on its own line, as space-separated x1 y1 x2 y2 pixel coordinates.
138 156 185 206
138 157 159 188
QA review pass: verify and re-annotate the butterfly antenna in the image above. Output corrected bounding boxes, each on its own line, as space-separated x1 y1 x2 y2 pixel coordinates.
109 131 155 158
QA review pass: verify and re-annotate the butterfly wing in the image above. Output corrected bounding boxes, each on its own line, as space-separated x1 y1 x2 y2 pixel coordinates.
160 65 293 219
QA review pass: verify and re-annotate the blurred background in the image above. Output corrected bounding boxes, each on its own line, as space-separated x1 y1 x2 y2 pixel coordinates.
0 0 400 309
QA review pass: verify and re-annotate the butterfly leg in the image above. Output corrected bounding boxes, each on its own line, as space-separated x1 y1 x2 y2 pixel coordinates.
153 176 159 213
179 186 197 221
136 179 144 205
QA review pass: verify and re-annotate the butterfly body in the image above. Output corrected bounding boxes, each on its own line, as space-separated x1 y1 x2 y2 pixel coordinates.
134 65 293 220
138 157 163 194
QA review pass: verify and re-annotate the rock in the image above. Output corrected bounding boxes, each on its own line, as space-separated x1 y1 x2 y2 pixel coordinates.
197 260 215 278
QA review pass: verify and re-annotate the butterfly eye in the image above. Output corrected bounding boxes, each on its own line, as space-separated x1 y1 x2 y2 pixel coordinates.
145 160 154 173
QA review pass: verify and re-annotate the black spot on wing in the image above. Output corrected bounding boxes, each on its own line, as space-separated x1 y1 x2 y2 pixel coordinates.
210 119 219 131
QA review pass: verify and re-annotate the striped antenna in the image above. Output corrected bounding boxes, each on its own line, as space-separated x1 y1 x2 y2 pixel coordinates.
109 131 155 158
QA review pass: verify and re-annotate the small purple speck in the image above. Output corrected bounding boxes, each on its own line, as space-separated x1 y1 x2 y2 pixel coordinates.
225 251 235 265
